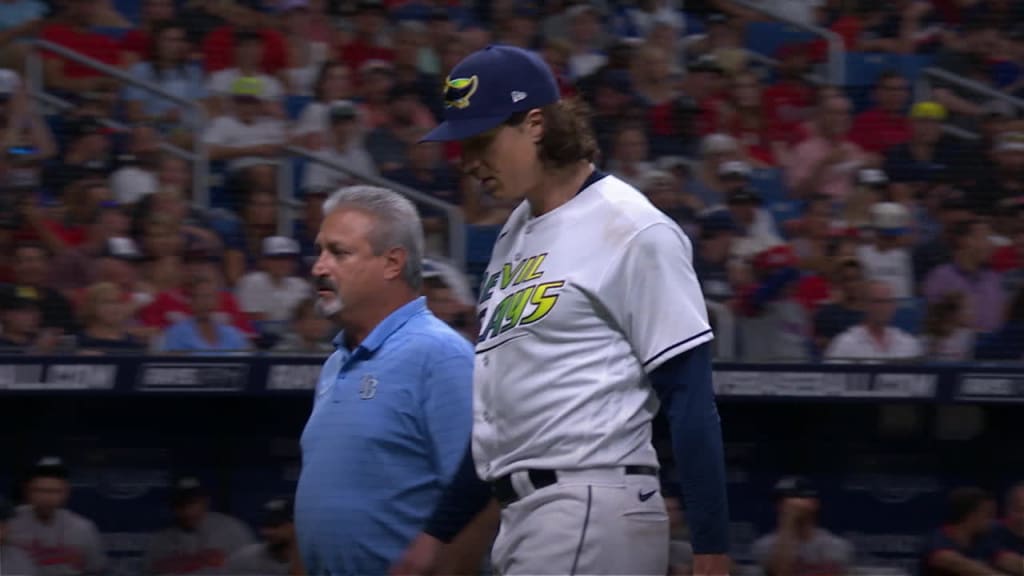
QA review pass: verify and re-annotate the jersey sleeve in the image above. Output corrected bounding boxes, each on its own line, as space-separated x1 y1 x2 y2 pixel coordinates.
599 222 713 373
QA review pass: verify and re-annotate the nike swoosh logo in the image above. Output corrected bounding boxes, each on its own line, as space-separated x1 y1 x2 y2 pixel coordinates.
638 489 658 502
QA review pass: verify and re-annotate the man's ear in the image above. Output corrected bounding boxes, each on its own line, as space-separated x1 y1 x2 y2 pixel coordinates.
525 108 545 144
384 246 408 283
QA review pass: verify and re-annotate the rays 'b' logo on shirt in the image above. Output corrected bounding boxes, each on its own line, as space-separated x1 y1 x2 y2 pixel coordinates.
444 75 479 109
359 375 377 399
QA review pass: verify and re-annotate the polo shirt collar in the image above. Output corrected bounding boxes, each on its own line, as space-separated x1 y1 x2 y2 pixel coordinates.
332 296 428 354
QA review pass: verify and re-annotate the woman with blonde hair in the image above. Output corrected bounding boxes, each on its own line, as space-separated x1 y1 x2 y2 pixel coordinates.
77 282 146 354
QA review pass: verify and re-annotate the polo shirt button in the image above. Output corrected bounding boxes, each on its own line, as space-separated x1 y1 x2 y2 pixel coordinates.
482 356 490 366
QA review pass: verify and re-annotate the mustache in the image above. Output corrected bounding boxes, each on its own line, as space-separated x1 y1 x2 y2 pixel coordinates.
315 276 337 292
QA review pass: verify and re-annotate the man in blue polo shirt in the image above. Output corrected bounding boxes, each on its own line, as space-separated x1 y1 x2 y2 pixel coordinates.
294 185 474 575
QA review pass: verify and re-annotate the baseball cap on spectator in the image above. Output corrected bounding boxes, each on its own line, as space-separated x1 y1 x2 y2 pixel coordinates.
420 45 561 142
871 202 910 236
600 70 633 96
566 3 599 19
909 101 947 121
278 0 308 11
0 69 20 100
1 285 42 312
261 497 294 526
67 116 110 141
857 167 889 187
700 133 738 156
727 186 762 205
706 12 730 25
328 100 359 123
171 476 206 506
101 237 143 261
357 0 387 12
235 28 263 44
984 99 1017 120
698 209 737 235
996 132 1024 152
511 1 539 19
263 236 300 258
360 59 394 77
752 244 798 274
688 54 724 75
30 456 69 480
231 76 267 101
773 475 818 500
423 258 444 280
719 160 752 180
638 170 675 192
390 83 420 102
936 187 969 212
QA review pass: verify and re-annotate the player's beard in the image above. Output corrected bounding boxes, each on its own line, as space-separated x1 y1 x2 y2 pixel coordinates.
314 276 344 319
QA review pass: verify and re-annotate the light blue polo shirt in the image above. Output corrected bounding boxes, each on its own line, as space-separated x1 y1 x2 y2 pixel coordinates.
294 297 474 576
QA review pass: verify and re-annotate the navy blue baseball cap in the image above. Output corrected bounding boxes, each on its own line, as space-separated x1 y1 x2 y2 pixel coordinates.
420 44 561 143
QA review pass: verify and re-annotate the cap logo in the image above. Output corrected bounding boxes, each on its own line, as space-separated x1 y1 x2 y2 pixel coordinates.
444 75 479 109
511 91 527 103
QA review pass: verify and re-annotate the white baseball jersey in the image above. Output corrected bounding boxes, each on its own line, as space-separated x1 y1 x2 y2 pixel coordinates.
472 172 714 481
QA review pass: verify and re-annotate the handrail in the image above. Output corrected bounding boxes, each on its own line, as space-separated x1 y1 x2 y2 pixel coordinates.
25 38 209 205
923 67 1024 110
30 89 197 162
730 0 846 85
743 49 827 84
285 145 467 269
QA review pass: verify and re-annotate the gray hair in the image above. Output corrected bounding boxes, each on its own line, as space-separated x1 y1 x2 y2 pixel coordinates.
322 185 425 290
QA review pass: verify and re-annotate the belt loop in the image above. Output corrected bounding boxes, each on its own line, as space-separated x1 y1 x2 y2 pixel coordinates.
510 470 533 500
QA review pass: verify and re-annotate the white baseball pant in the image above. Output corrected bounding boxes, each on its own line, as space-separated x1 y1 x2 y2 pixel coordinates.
490 467 670 575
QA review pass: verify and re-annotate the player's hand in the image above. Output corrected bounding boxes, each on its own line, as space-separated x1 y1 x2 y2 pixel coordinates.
389 533 443 576
692 553 731 576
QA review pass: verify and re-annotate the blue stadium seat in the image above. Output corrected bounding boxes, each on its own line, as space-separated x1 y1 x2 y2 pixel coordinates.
743 22 817 58
891 298 926 335
748 168 790 204
768 199 806 232
286 96 314 120
465 225 501 279
91 26 130 40
113 0 143 25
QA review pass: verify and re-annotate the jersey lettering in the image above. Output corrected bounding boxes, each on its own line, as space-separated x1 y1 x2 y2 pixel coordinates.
477 253 563 344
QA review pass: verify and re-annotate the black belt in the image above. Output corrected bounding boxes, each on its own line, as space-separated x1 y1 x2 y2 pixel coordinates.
492 466 658 506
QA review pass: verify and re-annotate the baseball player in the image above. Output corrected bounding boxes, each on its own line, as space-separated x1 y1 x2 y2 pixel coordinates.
7 457 107 576
393 45 730 576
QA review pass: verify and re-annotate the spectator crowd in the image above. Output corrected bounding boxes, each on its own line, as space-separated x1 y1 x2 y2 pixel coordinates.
0 0 1022 361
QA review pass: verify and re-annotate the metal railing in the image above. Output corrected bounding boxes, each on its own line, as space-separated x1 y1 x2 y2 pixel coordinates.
731 0 846 85
920 66 1024 112
286 145 467 269
29 89 198 163
24 39 209 204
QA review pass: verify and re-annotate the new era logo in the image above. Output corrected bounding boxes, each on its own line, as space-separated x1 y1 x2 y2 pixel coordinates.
511 91 527 103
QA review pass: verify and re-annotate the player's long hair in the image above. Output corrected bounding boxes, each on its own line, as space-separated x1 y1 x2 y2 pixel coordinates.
506 98 600 169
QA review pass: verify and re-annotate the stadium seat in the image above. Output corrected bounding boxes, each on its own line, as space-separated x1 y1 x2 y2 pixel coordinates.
891 298 926 335
286 96 314 120
744 22 818 58
748 168 790 205
768 199 806 233
465 225 501 280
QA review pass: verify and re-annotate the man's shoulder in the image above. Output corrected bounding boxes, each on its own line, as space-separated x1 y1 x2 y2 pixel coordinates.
206 511 249 533
588 175 682 239
404 313 474 359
